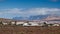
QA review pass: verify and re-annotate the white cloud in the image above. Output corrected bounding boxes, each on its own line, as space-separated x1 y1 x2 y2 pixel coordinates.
0 8 60 18
25 8 60 16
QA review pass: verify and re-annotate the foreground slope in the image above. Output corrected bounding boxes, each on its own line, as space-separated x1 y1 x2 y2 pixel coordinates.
0 26 60 34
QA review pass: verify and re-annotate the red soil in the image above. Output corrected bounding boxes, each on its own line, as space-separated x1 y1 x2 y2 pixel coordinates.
0 26 60 34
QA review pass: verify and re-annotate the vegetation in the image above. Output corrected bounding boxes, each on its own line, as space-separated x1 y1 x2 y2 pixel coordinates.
14 21 17 25
43 22 47 24
49 24 53 26
43 22 48 27
0 21 3 25
17 24 23 26
26 21 29 23
8 22 11 25
28 23 31 25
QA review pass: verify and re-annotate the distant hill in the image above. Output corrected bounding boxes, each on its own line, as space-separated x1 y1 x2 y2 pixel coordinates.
28 15 49 20
0 18 14 22
13 15 49 20
0 14 60 22
44 15 60 21
13 17 28 20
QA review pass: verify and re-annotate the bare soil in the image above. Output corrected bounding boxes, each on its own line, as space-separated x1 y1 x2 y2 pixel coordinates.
0 25 60 34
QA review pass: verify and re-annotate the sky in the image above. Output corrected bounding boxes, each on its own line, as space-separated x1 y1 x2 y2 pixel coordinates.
0 0 60 19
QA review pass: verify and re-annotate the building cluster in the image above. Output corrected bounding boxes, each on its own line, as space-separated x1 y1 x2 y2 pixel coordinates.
0 20 60 27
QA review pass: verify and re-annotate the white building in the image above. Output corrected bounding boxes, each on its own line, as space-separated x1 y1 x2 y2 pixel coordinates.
11 21 25 25
2 22 8 25
11 21 15 25
52 23 59 26
16 22 24 25
29 22 39 26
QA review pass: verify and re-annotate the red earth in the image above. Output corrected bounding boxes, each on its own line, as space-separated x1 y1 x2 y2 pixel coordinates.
0 25 60 34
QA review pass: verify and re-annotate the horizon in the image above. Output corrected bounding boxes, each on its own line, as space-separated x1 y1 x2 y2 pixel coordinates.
0 0 60 19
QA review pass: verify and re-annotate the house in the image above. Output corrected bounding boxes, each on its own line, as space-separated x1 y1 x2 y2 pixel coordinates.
2 22 8 25
11 21 15 25
42 21 60 27
2 21 11 25
11 21 25 25
23 23 30 26
23 21 40 26
29 21 39 26
16 21 24 25
52 23 59 26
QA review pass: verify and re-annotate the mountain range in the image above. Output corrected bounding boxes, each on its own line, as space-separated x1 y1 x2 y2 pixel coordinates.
13 15 50 20
0 14 60 22
13 14 60 21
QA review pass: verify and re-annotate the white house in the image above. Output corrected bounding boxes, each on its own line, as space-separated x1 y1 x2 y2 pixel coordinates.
11 21 15 25
2 21 10 25
11 21 25 25
23 23 30 26
2 22 8 25
52 23 59 26
16 22 24 25
29 22 39 26
23 21 39 26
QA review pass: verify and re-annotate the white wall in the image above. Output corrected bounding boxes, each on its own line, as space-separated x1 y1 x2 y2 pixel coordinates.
16 22 24 25
23 23 29 26
11 22 15 24
53 24 59 26
3 22 8 25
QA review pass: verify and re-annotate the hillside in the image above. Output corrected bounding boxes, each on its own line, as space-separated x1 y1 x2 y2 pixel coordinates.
0 18 14 23
0 26 60 34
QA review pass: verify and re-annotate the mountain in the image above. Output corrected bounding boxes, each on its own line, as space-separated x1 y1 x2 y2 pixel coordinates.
0 18 28 23
0 14 60 23
28 15 49 20
13 17 28 20
44 15 60 21
13 15 49 20
0 18 14 22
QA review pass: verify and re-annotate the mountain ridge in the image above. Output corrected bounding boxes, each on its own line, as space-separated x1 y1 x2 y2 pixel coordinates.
13 15 49 20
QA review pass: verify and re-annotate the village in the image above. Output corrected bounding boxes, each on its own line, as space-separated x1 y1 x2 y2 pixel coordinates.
0 20 60 27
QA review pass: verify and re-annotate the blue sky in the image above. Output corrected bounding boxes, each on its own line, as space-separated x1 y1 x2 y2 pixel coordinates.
0 0 60 19
0 0 60 9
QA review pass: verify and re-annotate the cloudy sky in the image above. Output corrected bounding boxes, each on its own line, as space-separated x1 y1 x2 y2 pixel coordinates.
0 0 60 19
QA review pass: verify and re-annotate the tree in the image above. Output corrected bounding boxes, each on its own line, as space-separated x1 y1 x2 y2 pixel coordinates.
43 22 48 27
17 24 23 26
0 21 3 25
28 23 31 25
8 21 11 25
49 24 53 26
26 21 29 23
38 23 41 25
26 21 31 26
14 21 17 25
43 22 46 24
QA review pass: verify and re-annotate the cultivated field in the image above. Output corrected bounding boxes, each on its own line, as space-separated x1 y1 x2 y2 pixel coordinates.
0 25 60 34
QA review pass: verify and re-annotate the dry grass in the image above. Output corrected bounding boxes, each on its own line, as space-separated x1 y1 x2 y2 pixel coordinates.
0 25 60 34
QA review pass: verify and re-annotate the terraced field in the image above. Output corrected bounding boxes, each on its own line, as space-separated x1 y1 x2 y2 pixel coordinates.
0 25 60 34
